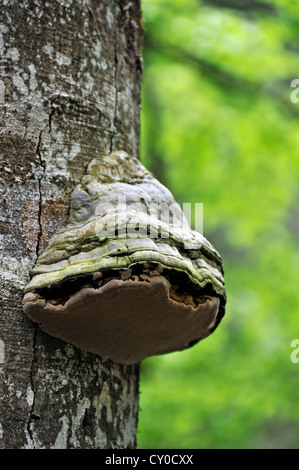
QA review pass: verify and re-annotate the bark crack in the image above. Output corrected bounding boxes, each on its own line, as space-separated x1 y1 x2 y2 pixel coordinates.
110 2 119 154
27 97 57 445
35 130 45 259
27 325 38 444
35 97 56 258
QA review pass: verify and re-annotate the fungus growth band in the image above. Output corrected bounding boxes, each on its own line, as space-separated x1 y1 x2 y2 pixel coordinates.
23 151 226 364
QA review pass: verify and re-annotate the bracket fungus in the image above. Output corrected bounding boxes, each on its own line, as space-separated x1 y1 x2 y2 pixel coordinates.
23 151 226 365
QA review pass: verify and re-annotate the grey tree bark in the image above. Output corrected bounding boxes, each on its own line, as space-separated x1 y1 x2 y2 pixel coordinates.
0 0 142 449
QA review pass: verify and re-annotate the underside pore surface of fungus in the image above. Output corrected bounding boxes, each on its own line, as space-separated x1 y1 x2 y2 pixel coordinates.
23 151 226 364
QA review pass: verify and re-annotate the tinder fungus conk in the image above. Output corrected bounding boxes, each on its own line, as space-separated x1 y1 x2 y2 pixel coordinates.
23 151 226 364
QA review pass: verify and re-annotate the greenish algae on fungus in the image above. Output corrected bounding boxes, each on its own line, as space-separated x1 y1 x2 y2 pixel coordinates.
22 151 226 365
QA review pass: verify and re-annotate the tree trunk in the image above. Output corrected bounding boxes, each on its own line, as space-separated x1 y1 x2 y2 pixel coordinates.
0 0 142 449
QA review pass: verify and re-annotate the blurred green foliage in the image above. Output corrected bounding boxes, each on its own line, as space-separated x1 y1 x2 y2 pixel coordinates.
138 0 299 449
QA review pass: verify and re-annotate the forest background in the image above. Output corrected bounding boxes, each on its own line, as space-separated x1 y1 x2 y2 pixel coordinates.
138 0 299 449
